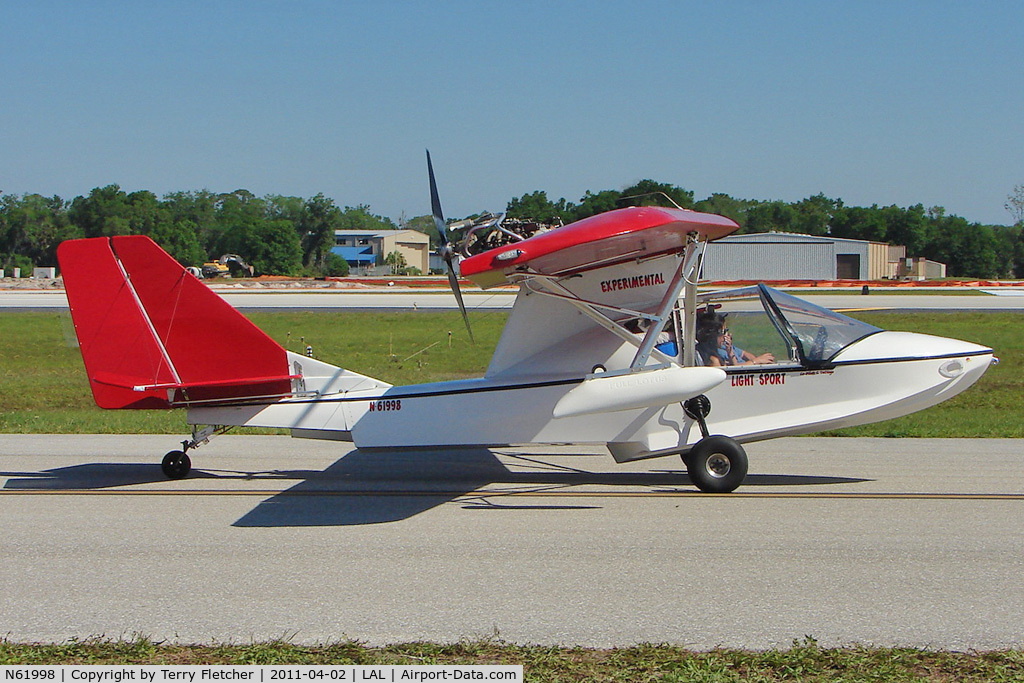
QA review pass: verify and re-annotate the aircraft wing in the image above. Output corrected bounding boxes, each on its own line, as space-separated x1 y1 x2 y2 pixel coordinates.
459 206 739 288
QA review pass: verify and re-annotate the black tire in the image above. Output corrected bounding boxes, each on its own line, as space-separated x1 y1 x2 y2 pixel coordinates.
161 450 191 479
685 435 747 493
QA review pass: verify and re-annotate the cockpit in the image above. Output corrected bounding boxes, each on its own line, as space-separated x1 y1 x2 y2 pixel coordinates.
681 284 882 370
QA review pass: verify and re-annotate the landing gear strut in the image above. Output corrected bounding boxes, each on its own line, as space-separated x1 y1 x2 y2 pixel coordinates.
682 395 748 493
159 425 229 480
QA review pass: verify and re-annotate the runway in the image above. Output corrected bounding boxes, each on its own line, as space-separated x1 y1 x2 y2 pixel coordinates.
1 434 1021 649
0 288 518 310
5 288 1024 311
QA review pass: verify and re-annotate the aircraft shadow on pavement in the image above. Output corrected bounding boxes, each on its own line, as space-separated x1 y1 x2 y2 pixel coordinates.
1 463 217 489
0 450 868 525
231 448 870 527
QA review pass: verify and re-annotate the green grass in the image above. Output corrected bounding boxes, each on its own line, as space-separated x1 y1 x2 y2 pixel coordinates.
1 310 1021 437
0 310 506 434
1 637 1022 680
250 310 508 385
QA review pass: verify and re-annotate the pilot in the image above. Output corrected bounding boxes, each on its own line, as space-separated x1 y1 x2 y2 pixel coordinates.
696 310 774 367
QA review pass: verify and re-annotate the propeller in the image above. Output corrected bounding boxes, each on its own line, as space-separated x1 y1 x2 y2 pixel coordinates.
427 150 474 343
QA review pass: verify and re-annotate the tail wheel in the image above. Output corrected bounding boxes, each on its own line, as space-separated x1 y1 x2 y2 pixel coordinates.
685 435 747 493
161 450 191 479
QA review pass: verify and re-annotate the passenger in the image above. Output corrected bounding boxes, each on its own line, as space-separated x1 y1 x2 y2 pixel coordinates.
624 317 678 357
696 311 774 367
650 319 678 357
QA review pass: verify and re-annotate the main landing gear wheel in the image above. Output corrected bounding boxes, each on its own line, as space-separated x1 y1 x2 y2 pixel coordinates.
161 450 191 479
685 435 747 493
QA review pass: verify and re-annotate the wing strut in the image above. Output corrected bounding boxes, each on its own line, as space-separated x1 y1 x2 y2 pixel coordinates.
516 234 704 372
629 233 703 370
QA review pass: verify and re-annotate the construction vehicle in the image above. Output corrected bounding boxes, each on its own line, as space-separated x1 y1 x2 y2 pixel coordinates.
200 254 254 278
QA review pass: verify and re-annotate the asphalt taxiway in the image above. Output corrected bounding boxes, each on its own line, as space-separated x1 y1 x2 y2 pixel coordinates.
1 434 1021 649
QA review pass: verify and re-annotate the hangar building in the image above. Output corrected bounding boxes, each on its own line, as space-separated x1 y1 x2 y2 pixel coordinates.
701 232 895 281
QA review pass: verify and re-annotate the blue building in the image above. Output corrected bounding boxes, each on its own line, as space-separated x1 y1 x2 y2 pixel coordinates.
332 229 430 273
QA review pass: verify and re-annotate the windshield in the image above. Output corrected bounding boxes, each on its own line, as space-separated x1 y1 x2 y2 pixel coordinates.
693 285 881 368
764 287 881 364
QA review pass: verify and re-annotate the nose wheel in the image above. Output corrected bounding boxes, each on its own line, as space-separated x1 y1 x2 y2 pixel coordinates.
161 450 192 479
682 395 748 493
685 435 748 493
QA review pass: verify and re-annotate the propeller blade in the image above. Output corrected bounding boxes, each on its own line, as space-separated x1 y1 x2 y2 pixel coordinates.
444 253 474 344
426 150 474 343
426 149 448 247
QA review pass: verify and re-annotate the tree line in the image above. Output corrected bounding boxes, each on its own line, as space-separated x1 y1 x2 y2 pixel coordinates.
0 186 402 277
2 181 1022 278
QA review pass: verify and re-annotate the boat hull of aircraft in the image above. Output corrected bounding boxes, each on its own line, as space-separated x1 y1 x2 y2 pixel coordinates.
698 331 991 447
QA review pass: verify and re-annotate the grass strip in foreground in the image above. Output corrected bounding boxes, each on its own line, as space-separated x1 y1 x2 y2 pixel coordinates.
2 638 1023 681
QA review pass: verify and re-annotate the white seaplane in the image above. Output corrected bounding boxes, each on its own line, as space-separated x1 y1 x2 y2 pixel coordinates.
57 154 997 492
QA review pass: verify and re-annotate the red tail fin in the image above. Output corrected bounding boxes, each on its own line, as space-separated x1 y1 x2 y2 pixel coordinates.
58 236 294 409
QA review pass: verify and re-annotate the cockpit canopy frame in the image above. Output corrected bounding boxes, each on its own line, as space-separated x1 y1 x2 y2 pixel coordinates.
694 284 882 369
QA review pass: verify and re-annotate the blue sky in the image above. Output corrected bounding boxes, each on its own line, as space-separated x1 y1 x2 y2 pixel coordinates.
2 1 1021 225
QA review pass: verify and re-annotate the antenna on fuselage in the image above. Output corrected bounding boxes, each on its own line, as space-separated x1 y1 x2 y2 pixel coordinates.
427 150 475 343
